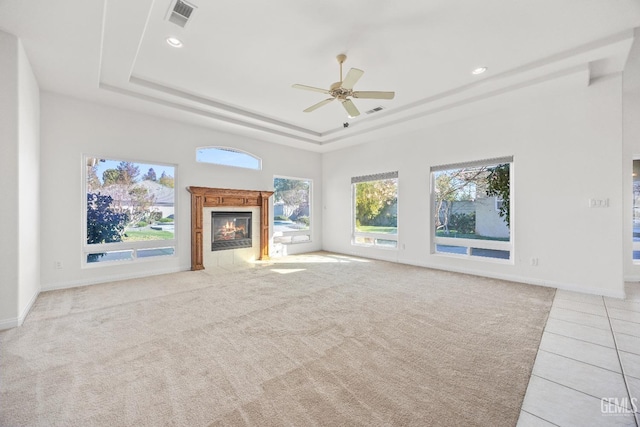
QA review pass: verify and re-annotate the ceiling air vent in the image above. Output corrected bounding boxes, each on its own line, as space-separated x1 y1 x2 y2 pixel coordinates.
365 106 385 115
168 0 196 28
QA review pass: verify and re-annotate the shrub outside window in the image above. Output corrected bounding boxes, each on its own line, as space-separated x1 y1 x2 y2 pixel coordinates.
432 157 512 261
273 176 311 244
352 172 398 248
84 156 176 264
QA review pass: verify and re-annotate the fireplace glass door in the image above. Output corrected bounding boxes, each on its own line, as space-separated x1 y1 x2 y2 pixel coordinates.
211 212 252 251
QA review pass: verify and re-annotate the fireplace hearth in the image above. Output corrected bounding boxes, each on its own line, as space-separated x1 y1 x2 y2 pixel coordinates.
211 211 252 251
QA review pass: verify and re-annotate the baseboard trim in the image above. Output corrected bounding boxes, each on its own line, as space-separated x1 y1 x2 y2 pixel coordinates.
326 249 625 298
547 280 625 299
0 317 18 330
401 259 626 299
18 288 40 326
41 266 186 292
0 287 42 331
624 275 640 283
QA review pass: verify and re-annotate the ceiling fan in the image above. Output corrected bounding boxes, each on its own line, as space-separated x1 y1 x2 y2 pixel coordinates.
292 54 395 117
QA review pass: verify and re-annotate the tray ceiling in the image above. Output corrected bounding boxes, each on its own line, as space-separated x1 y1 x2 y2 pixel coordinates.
1 0 639 151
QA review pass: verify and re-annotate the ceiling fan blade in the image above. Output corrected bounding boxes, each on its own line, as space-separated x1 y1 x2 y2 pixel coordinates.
352 91 395 100
303 98 335 112
341 99 360 117
341 68 364 90
292 84 330 94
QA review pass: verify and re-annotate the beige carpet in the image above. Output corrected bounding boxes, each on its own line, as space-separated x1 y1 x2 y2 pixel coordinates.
0 252 554 426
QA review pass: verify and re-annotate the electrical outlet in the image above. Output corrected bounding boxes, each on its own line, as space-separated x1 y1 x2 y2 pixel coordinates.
54 261 63 269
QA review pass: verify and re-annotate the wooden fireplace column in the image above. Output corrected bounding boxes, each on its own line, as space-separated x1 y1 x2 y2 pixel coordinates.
187 186 274 271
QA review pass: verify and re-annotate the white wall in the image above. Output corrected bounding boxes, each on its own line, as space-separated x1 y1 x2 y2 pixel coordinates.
0 31 41 329
39 93 322 290
17 38 40 322
323 74 625 297
624 30 640 281
0 31 20 325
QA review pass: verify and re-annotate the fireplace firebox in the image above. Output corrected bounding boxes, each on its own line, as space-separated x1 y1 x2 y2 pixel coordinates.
211 212 252 251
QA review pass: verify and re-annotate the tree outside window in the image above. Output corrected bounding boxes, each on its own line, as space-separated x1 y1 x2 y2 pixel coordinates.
432 158 512 260
273 177 311 244
85 157 176 263
352 172 398 248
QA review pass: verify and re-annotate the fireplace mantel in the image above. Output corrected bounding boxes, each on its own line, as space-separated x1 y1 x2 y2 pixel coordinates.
187 186 274 270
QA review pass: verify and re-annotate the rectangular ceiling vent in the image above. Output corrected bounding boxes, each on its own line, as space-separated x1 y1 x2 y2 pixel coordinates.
365 106 385 115
168 0 196 28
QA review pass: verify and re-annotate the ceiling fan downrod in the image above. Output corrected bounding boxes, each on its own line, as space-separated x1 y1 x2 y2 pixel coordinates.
337 54 347 83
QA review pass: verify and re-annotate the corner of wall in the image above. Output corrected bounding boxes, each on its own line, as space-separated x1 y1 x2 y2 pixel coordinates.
15 34 41 328
0 286 39 330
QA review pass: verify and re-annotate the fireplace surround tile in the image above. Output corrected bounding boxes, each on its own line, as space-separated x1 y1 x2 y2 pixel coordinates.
203 206 260 268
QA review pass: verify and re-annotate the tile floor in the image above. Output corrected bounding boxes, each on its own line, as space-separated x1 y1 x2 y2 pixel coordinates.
517 284 640 426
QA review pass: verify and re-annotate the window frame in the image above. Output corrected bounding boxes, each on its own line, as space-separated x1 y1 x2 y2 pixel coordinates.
196 146 262 170
272 175 312 245
351 172 399 250
430 157 513 263
82 155 178 267
632 158 640 263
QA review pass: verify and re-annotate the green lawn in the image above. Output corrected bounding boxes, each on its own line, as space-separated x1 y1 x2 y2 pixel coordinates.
436 230 509 241
123 229 174 241
356 225 398 234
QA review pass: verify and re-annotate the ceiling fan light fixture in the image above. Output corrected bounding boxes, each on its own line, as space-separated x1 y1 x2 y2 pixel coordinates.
292 54 394 117
472 66 487 75
166 37 183 48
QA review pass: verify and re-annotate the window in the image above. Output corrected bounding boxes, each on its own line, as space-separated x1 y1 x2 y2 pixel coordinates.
273 177 311 244
633 160 640 261
352 172 398 248
196 146 261 170
84 156 176 264
431 157 512 260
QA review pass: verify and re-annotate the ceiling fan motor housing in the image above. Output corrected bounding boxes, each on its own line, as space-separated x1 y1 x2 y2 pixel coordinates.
292 54 395 116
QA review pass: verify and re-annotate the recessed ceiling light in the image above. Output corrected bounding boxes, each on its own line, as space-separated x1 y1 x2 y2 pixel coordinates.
472 67 487 75
166 37 183 48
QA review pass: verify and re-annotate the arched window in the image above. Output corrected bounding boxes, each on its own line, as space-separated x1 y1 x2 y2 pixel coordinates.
196 146 262 170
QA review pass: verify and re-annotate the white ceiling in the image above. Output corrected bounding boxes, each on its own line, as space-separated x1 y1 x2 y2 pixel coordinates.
1 0 639 151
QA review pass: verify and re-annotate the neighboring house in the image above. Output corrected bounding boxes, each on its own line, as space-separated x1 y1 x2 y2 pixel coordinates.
436 197 509 238
98 180 175 220
475 197 509 239
273 200 309 221
134 180 175 219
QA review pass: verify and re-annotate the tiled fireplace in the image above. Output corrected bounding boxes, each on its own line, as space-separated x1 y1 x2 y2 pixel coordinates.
187 186 274 270
203 206 260 267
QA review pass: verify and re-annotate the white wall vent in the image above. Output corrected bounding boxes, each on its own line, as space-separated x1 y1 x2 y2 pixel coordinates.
168 0 196 28
365 106 385 115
